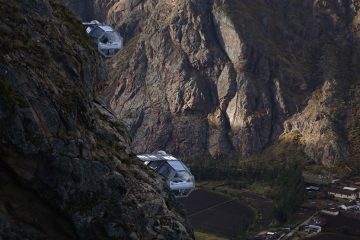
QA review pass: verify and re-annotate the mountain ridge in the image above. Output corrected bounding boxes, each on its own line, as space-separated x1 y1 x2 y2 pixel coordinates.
80 0 360 169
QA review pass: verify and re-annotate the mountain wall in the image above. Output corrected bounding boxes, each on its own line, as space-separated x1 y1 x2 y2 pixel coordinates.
0 0 193 239
86 0 360 168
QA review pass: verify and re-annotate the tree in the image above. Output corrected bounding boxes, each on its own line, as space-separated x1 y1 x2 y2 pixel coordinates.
273 161 304 223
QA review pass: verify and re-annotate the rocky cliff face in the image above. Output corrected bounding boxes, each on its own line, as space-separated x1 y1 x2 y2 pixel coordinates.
63 0 159 42
86 0 360 168
0 0 193 239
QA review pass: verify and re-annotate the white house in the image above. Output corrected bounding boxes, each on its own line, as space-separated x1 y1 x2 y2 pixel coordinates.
328 188 358 200
321 208 339 216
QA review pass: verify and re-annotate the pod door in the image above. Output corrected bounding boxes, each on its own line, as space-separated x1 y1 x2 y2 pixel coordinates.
166 160 195 198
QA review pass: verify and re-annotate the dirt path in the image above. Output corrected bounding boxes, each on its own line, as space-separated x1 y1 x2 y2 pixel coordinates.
188 198 236 217
283 212 318 239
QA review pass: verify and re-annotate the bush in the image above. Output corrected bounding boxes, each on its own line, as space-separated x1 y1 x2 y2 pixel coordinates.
0 78 28 113
273 162 304 223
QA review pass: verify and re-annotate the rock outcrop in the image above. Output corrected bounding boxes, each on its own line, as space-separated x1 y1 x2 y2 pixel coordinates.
63 0 159 42
89 0 360 167
0 0 193 239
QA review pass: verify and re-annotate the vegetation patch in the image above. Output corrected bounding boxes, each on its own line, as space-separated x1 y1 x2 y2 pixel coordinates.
194 231 227 240
0 78 28 113
110 35 140 76
272 162 304 223
0 1 31 56
50 0 92 50
191 130 307 228
347 84 360 173
60 88 79 114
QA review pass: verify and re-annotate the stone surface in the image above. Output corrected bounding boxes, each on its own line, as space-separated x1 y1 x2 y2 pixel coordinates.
0 0 193 239
87 0 360 167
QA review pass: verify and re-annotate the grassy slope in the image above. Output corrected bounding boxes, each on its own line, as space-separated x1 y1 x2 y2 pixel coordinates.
195 231 228 240
347 84 360 172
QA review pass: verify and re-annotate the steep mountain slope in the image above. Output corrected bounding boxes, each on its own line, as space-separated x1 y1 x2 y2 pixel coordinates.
91 0 360 168
63 0 159 42
61 0 113 22
0 0 193 239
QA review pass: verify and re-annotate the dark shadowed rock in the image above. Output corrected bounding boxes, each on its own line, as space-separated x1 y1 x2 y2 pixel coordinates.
0 0 193 239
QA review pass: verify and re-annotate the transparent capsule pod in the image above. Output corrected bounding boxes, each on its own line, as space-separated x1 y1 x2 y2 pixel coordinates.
137 151 195 198
83 20 123 58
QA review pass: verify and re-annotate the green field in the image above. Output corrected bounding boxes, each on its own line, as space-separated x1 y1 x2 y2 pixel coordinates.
195 231 228 240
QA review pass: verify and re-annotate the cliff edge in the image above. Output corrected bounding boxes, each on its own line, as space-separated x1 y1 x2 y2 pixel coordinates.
0 0 193 239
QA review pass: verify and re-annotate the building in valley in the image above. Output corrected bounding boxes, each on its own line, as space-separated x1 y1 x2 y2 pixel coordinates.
327 188 358 201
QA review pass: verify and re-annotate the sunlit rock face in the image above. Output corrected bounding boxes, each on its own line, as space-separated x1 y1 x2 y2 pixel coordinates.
65 0 360 166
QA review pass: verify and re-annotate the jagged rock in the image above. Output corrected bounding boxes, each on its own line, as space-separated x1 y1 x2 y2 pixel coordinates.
0 0 193 239
88 0 360 167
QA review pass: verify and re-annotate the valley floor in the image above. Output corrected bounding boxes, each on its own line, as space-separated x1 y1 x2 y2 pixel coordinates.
180 177 360 240
179 189 255 238
179 181 285 239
